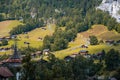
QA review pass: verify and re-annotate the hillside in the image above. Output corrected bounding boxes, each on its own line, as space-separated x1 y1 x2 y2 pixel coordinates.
0 24 56 49
55 25 120 59
18 24 56 41
0 20 22 37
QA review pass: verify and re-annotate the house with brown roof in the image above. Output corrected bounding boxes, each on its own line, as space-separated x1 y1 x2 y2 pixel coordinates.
0 67 14 80
79 50 89 55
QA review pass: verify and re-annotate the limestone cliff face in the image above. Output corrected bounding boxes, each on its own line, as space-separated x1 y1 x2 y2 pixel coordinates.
97 0 120 22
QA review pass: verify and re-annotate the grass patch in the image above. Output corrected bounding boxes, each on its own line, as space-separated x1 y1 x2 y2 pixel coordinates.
0 20 23 37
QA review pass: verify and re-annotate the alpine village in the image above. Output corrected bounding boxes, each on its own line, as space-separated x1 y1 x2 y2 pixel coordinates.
1 0 120 80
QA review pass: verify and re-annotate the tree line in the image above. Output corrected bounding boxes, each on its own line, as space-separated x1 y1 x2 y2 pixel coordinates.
19 48 120 80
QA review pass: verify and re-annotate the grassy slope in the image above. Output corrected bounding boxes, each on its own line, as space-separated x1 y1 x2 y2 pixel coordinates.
0 24 56 55
1 24 120 58
0 20 22 37
54 25 120 59
17 24 56 48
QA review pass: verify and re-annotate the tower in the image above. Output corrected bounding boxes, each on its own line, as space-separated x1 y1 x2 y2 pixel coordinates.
2 40 21 67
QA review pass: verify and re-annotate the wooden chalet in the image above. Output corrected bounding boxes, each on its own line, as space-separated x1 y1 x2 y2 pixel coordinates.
79 50 88 55
0 67 14 80
105 40 114 45
81 44 88 48
64 56 74 61
31 51 42 58
64 53 79 61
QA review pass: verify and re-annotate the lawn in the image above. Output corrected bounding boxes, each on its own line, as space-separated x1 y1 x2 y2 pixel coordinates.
0 24 56 55
53 44 120 59
0 20 23 37
18 24 56 41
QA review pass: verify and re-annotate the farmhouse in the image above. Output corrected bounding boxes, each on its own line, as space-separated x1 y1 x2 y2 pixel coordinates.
10 35 17 39
64 56 74 61
64 53 79 61
36 51 42 56
0 67 14 80
79 50 88 55
105 40 114 45
31 51 42 58
81 44 88 48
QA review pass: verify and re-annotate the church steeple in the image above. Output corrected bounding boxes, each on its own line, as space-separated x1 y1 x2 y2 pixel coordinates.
10 40 20 59
2 37 22 67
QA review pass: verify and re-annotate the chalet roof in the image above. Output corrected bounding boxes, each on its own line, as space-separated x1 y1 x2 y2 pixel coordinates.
0 67 14 78
80 50 88 53
64 56 74 60
35 51 42 54
43 49 49 52
5 59 21 63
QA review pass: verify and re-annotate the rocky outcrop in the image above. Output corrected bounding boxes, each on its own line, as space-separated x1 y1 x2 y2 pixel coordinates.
97 0 120 22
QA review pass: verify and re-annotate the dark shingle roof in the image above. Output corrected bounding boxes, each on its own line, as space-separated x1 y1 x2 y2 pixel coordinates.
0 67 14 78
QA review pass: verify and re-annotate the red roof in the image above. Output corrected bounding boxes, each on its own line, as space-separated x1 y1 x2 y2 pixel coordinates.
2 58 21 63
5 58 21 63
0 67 14 78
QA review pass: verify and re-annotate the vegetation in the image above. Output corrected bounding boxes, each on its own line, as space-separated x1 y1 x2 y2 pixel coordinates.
9 19 44 35
20 53 102 80
105 49 120 71
20 48 120 80
1 39 8 46
1 0 120 79
0 20 22 37
89 36 98 45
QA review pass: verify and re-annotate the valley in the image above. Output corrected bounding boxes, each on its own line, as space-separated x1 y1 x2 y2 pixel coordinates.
0 0 120 80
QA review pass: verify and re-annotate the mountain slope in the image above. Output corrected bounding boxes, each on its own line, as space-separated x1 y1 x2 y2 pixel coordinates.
97 0 120 22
